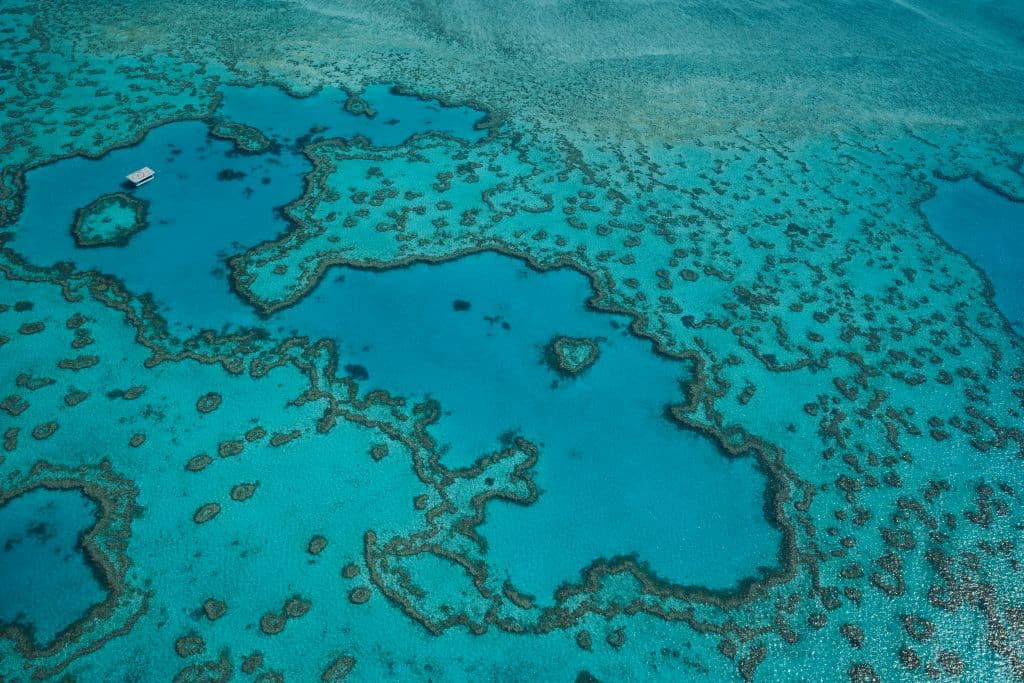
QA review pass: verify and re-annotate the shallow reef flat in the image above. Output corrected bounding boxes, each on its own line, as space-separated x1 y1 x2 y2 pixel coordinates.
1 0 1024 681
71 192 149 248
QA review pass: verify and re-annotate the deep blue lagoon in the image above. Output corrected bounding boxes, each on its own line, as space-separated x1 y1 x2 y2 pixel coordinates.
923 178 1024 334
0 488 106 647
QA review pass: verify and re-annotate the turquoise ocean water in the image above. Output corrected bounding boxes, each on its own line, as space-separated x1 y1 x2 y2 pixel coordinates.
2 1 1024 681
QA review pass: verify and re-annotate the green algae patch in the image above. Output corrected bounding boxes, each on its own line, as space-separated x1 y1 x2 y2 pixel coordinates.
544 335 600 378
209 121 272 154
71 192 149 248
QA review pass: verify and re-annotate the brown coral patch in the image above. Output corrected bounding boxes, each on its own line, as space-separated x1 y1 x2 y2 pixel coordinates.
230 482 258 502
606 628 626 649
57 355 99 371
63 388 89 407
195 392 222 414
244 426 266 442
307 535 328 555
19 321 44 335
192 503 221 524
202 599 227 621
321 655 356 681
269 430 300 447
174 633 206 658
347 587 371 605
259 612 287 636
217 440 244 458
186 454 213 472
123 386 146 400
283 595 312 619
241 651 264 675
31 421 59 440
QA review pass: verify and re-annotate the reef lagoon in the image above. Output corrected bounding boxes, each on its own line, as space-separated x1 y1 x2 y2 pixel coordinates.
2 1 1024 681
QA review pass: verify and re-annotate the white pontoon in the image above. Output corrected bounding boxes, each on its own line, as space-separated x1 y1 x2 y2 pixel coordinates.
126 167 155 187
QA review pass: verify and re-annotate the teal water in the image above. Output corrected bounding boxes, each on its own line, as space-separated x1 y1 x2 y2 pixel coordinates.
0 488 106 647
11 84 484 338
8 91 778 602
4 2 1024 680
4 81 778 679
217 84 488 147
319 254 780 596
922 178 1024 334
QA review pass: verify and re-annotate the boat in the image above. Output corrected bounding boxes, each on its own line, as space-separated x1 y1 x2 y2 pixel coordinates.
126 166 155 187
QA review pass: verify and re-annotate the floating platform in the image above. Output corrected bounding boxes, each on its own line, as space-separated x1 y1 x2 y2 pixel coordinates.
125 166 155 187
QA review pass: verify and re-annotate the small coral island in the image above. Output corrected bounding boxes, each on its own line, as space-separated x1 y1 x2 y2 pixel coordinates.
71 192 149 248
209 120 273 154
544 335 600 378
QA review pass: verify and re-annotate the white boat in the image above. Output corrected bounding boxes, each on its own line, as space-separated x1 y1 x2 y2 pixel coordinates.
126 166 155 187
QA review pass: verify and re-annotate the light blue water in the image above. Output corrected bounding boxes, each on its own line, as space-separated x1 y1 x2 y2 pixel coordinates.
8 85 778 598
0 488 107 647
923 178 1024 333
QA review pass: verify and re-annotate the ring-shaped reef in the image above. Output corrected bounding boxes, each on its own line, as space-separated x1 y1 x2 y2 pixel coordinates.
71 193 149 248
0 461 143 680
544 335 600 377
0 487 107 647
